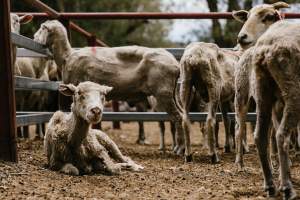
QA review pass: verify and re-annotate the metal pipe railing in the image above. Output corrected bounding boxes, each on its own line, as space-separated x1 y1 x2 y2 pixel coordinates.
15 12 300 20
21 0 108 47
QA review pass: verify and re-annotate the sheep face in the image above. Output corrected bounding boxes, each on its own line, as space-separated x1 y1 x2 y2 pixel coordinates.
10 14 33 34
59 81 113 124
233 2 289 49
34 20 67 47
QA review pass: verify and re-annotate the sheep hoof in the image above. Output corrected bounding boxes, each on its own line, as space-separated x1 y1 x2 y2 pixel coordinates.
266 186 277 198
211 154 220 164
175 146 185 156
243 144 250 154
136 139 149 145
235 161 244 172
282 188 297 200
158 145 165 151
184 155 193 163
224 145 231 153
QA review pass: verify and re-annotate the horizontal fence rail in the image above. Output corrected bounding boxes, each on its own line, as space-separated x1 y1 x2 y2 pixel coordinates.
17 48 47 57
15 12 300 20
16 112 257 127
15 76 60 91
11 32 51 57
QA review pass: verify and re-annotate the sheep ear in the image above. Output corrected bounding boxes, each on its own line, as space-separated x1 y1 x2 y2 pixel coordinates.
19 15 33 24
232 10 248 23
101 86 113 95
59 84 76 96
272 2 290 10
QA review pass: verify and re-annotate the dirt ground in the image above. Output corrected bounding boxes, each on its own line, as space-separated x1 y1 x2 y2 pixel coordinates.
0 122 299 200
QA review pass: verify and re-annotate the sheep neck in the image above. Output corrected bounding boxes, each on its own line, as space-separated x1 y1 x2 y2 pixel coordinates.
67 111 91 150
51 37 72 68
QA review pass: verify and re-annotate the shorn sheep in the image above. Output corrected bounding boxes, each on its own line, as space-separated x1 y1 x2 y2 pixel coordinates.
34 20 186 156
232 2 289 171
180 42 240 163
10 14 33 68
44 81 143 175
234 2 299 199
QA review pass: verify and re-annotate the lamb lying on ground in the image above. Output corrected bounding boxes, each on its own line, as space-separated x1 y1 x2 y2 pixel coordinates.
44 81 144 175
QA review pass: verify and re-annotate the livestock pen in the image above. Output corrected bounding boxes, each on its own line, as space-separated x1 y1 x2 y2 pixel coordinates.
1 0 300 199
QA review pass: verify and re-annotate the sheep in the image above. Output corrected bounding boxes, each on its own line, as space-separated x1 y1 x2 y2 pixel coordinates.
44 81 143 175
180 42 240 163
232 2 289 171
252 20 299 200
234 2 299 199
10 14 33 67
34 20 186 156
15 57 59 138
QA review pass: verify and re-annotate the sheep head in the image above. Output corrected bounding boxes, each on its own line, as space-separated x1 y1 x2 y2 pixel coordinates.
34 20 68 48
10 14 33 34
59 81 113 124
232 1 289 49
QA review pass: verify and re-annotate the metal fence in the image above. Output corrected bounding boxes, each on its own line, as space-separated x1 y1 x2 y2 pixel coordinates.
6 0 299 161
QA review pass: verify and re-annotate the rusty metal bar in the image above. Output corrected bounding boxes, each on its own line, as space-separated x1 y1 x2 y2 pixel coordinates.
70 22 108 47
21 0 107 47
16 12 300 20
22 0 60 18
0 0 17 162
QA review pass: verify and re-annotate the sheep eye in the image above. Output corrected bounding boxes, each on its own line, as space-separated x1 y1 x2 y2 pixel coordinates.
262 14 275 22
77 92 85 99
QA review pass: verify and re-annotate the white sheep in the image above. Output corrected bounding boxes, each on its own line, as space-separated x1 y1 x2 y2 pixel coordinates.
34 20 186 156
232 2 289 171
180 42 241 163
10 14 33 68
234 2 299 199
44 81 143 175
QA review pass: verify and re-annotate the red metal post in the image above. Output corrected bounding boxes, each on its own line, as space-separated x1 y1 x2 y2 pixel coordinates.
0 0 18 162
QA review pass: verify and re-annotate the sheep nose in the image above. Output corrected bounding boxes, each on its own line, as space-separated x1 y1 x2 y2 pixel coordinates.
237 33 248 44
91 107 101 115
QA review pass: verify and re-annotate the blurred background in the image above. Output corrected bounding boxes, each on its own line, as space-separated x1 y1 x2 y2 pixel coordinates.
11 0 300 48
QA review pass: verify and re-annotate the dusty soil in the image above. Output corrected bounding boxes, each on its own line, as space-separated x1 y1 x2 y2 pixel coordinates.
0 122 299 200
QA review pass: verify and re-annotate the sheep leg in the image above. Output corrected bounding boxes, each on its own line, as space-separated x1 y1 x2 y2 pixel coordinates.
95 131 143 172
179 70 193 162
36 124 44 139
206 100 219 164
170 122 176 150
200 122 208 149
254 76 277 198
136 121 146 144
136 104 148 145
156 94 187 159
276 103 298 200
235 103 248 171
296 124 300 157
215 122 219 148
242 124 249 153
23 126 29 138
158 121 165 151
98 150 122 175
221 101 233 153
60 163 79 176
